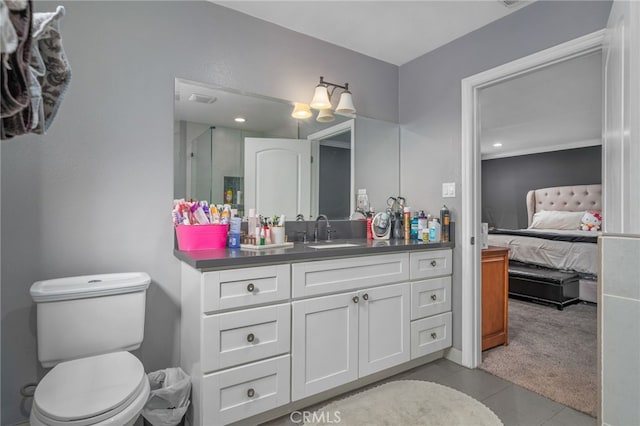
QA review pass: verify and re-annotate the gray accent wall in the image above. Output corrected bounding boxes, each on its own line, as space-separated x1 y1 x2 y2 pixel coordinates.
482 146 602 229
398 0 611 349
0 2 398 423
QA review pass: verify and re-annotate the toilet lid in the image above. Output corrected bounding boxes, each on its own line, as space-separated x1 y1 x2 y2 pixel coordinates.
34 351 146 422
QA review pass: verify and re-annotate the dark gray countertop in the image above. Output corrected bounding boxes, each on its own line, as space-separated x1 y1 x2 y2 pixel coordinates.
175 238 455 270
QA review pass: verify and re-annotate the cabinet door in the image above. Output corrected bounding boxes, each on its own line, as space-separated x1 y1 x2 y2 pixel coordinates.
291 292 359 401
358 283 410 377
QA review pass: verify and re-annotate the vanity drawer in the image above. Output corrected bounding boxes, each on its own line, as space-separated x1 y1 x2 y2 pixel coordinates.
202 355 290 426
410 249 452 280
292 253 409 297
202 304 290 372
410 312 452 359
411 277 451 320
202 264 290 312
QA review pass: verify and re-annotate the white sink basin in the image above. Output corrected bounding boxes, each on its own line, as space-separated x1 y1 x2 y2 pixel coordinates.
308 243 360 249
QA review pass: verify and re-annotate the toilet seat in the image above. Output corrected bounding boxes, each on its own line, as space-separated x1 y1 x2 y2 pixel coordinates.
31 352 148 426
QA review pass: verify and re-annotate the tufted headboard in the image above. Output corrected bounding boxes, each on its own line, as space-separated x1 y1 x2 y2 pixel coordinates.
526 184 602 227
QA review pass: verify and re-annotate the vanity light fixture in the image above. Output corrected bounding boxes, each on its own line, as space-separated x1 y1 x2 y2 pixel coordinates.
316 108 335 123
310 76 356 114
291 102 312 119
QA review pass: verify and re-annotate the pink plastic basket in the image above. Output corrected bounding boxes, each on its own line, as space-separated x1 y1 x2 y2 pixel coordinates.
175 224 229 250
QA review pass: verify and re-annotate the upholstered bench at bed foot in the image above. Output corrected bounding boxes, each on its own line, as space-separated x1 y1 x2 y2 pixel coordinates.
508 264 580 310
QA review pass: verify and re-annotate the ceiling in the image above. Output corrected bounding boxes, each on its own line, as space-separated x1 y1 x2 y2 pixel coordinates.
213 1 532 66
479 50 602 159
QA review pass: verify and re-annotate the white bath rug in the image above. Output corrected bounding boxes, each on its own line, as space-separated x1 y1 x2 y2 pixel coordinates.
307 380 503 426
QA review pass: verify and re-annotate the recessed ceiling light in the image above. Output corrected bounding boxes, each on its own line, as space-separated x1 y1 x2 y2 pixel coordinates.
188 93 217 104
234 117 246 123
493 142 503 147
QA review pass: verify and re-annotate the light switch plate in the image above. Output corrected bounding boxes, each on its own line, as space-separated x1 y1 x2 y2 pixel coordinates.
442 182 456 198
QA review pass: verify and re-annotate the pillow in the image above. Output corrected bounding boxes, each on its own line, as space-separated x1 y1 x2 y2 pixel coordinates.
529 210 586 230
580 210 602 232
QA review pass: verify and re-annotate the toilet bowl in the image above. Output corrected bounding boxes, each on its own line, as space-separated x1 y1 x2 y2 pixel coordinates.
30 352 150 426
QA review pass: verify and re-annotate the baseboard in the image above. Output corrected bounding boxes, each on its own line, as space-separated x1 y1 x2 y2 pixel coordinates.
445 347 463 365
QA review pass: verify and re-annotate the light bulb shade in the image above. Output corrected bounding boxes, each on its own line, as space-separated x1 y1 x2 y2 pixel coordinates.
335 90 356 114
316 108 335 123
310 85 332 110
291 103 312 119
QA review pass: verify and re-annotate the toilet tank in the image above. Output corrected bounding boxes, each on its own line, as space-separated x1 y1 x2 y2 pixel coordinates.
30 272 151 367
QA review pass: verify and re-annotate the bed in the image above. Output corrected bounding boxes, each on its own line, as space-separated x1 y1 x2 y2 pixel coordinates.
487 184 601 303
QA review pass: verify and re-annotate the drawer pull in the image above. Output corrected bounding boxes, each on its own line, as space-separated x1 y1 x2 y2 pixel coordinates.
247 333 255 343
352 296 359 304
247 388 255 398
431 294 437 301
247 283 255 293
362 293 369 301
430 260 437 267
431 332 437 340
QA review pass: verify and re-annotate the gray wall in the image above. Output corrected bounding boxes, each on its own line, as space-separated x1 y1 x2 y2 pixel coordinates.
0 2 398 423
482 146 602 229
398 0 611 349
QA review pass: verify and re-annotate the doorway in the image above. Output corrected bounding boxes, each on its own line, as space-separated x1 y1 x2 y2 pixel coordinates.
460 29 605 368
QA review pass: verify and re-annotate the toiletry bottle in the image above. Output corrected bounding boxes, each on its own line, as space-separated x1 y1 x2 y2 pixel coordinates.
260 223 266 245
429 218 441 242
225 188 233 204
410 212 419 240
366 210 373 240
403 207 411 241
248 209 257 239
357 189 370 213
440 205 450 242
418 211 428 240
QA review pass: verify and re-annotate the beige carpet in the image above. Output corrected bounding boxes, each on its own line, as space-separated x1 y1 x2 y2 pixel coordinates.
309 380 503 426
480 298 597 417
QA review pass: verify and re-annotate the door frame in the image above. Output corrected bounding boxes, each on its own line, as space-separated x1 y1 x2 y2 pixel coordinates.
459 29 605 368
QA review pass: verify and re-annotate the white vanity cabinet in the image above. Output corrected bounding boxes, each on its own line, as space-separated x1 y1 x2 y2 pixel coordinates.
180 247 453 425
291 281 410 401
409 250 453 358
181 263 292 426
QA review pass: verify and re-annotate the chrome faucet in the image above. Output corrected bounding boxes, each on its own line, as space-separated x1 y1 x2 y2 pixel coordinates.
314 214 333 242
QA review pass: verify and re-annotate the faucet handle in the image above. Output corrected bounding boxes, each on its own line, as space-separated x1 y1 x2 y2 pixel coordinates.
327 229 335 241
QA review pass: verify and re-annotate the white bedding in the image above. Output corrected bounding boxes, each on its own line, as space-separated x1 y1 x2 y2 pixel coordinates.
488 229 599 277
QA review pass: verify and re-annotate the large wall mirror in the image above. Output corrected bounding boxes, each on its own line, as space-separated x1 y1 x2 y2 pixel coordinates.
174 78 400 220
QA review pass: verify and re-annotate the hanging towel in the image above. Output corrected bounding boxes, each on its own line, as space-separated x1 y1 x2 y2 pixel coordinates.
1 0 32 139
29 5 70 133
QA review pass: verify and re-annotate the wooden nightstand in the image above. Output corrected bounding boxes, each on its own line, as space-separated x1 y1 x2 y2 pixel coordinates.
481 246 509 351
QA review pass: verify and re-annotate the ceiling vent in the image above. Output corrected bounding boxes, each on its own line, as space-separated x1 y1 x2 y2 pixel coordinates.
499 0 524 7
188 93 217 104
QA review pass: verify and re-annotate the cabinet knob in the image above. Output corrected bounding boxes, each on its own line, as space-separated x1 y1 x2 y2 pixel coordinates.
431 294 437 301
247 333 255 343
247 283 255 293
247 388 255 398
430 260 437 267
352 296 359 304
431 332 437 340
362 293 369 301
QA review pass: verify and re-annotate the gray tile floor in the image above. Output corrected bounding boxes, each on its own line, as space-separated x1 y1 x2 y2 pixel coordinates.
262 358 596 426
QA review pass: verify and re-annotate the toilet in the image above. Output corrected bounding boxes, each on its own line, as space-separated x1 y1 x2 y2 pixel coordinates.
29 272 151 426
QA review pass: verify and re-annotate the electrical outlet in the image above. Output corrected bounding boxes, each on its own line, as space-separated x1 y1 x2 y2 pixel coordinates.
442 182 456 198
